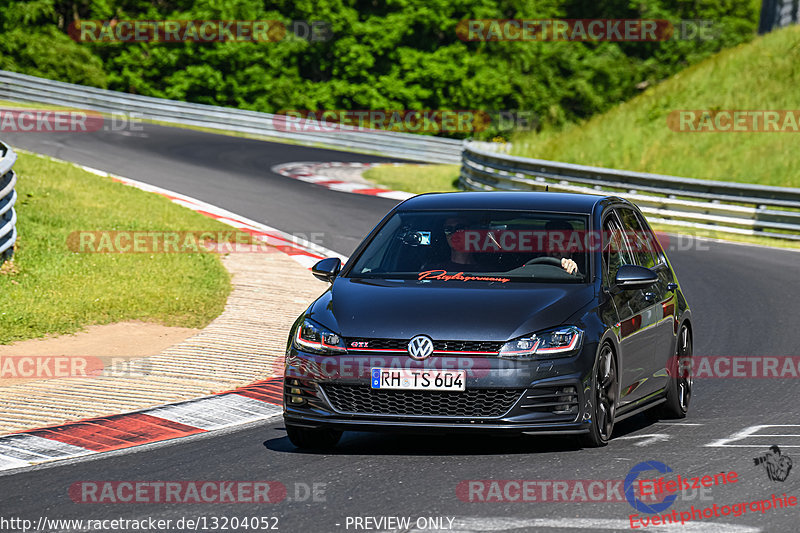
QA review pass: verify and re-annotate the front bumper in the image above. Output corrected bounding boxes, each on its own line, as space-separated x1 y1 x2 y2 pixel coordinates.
284 412 590 435
282 347 596 435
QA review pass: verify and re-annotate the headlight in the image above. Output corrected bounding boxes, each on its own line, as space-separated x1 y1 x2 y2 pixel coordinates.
499 326 583 359
293 318 347 355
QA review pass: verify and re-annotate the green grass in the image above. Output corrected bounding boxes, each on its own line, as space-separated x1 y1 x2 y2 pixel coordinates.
0 99 72 111
0 152 233 344
511 25 800 188
364 163 460 194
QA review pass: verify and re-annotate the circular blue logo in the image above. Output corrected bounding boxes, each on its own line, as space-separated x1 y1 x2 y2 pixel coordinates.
624 460 677 514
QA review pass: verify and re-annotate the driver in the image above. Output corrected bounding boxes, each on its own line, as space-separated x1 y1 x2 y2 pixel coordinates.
545 219 580 275
439 216 479 271
435 216 579 275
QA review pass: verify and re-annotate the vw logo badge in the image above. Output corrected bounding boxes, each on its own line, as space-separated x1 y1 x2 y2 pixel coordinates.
407 335 434 360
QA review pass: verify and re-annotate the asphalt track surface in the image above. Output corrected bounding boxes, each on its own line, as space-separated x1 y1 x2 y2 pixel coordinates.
2 122 800 532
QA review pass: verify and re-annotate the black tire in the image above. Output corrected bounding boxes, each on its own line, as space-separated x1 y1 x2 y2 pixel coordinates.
285 424 342 450
657 324 692 419
581 343 617 448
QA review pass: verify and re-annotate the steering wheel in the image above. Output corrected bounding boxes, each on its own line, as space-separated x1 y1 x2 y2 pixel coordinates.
524 256 580 276
524 256 563 267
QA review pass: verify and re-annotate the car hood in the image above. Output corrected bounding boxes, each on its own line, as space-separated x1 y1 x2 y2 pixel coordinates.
305 277 595 342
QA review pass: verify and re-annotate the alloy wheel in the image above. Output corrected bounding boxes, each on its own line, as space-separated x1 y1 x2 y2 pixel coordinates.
595 345 617 441
676 326 693 412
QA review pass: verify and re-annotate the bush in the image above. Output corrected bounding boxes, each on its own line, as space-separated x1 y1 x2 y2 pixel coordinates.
0 0 760 138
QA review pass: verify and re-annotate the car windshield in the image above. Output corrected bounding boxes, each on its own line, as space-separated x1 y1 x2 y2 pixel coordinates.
347 210 590 283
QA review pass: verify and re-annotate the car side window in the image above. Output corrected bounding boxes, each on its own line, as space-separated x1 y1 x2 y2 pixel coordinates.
635 211 666 267
602 213 635 287
616 208 658 269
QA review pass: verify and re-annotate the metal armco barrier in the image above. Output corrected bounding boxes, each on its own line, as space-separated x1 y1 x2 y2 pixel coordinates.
0 140 18 260
460 142 800 240
4 70 799 240
0 70 463 164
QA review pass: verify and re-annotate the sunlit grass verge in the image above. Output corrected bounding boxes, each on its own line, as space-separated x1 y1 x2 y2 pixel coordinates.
510 25 800 188
0 151 232 344
363 163 460 194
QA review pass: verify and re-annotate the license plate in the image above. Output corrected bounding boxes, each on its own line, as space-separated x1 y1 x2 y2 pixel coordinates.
370 368 465 391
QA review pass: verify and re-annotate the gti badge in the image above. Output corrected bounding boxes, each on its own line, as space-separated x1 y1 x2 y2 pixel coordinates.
407 335 434 360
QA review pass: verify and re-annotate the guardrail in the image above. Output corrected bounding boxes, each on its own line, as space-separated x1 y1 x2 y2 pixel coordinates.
0 140 18 261
4 70 799 240
460 142 800 240
0 70 463 164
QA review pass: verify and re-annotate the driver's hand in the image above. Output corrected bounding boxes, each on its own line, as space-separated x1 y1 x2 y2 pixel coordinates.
561 258 578 275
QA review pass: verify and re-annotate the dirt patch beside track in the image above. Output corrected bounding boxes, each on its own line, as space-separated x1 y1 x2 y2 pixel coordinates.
0 251 322 434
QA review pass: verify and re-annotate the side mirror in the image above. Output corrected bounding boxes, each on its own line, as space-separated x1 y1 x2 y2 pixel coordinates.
614 264 658 290
312 257 341 283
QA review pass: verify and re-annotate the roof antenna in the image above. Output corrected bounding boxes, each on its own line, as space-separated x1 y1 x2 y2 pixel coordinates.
546 185 549 192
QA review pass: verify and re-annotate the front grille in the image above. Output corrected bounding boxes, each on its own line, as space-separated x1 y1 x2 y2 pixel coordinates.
435 340 503 352
345 338 503 353
321 384 523 417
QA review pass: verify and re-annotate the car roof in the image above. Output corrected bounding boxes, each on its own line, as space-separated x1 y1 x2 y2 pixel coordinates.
397 191 618 214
